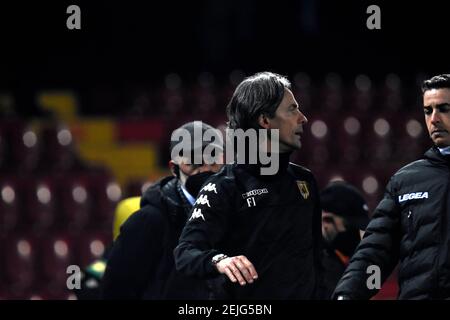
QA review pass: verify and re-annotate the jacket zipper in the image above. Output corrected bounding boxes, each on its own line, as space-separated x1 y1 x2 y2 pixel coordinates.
407 210 414 238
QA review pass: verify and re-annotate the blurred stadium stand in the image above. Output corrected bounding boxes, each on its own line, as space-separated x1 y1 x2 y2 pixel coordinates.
0 72 430 299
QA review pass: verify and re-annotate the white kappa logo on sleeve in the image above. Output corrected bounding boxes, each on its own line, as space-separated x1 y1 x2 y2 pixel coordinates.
195 194 211 207
189 208 205 221
201 183 217 194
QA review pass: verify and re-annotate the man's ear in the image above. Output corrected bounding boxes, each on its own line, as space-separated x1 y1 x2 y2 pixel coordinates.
258 114 271 129
168 160 178 177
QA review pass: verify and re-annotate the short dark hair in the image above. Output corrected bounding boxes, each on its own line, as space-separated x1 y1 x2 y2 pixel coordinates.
226 72 291 130
422 74 450 94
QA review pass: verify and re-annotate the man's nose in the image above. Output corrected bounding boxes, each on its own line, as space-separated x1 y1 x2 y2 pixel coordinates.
431 109 441 124
298 111 308 124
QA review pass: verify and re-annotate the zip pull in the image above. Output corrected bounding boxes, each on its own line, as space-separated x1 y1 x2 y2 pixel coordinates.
407 210 412 218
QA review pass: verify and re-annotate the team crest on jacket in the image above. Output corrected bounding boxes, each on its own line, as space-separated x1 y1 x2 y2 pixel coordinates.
296 181 309 199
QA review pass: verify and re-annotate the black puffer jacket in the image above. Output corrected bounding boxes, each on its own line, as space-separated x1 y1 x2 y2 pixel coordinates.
333 147 450 300
174 154 323 299
101 177 211 299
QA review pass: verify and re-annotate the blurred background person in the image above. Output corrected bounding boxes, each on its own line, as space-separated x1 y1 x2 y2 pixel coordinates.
319 181 370 299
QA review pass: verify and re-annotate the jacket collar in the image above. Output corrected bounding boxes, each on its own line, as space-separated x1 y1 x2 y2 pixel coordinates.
237 152 292 181
424 146 450 166
141 176 192 222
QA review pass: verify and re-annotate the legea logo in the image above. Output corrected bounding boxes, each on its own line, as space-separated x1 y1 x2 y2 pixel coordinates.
398 192 429 203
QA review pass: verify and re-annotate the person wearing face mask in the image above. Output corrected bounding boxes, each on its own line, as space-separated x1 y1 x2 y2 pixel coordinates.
319 181 370 299
101 121 224 299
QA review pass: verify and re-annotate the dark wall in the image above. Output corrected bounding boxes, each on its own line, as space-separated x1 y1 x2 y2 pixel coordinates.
1 0 449 116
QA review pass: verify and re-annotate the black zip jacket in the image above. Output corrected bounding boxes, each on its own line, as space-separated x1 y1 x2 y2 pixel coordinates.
174 154 323 299
101 176 211 299
333 147 450 300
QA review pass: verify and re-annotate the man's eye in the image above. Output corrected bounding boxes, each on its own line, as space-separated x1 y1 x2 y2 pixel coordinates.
322 216 335 224
424 108 432 115
439 106 450 113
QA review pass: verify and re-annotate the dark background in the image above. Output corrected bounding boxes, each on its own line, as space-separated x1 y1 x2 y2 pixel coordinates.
0 0 446 300
1 0 449 116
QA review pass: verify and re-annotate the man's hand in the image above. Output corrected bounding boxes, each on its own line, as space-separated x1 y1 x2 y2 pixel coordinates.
215 255 258 286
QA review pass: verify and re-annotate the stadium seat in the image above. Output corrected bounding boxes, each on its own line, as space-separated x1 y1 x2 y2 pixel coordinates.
187 72 218 116
39 232 75 289
3 234 37 293
334 113 365 165
376 73 405 112
58 174 93 231
39 123 86 173
0 177 21 234
300 112 334 167
348 74 375 112
318 73 345 112
23 177 57 233
10 125 41 174
75 231 110 269
361 114 395 167
87 172 121 231
158 73 186 118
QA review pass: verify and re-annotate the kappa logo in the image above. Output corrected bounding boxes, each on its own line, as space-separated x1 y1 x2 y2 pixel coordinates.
195 194 211 207
399 192 429 203
201 183 217 194
241 188 268 199
189 208 205 221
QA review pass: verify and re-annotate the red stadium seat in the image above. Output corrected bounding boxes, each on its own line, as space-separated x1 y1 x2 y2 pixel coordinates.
292 72 315 114
158 73 186 118
3 234 37 294
0 178 21 234
39 233 75 290
87 172 121 231
58 174 93 231
318 73 345 112
376 73 405 112
38 123 87 174
347 74 376 112
362 114 395 167
334 113 366 166
10 125 41 174
75 231 110 269
391 113 429 165
187 72 218 117
299 112 335 167
23 177 58 233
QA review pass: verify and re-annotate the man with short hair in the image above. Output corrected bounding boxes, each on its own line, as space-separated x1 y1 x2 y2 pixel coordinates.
174 72 323 299
333 74 450 300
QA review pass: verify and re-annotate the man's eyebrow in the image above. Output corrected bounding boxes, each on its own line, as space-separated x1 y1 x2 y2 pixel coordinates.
424 103 450 108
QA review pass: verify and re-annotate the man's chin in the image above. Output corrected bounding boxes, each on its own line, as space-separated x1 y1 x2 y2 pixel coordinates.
433 138 450 148
291 142 302 151
278 141 302 153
